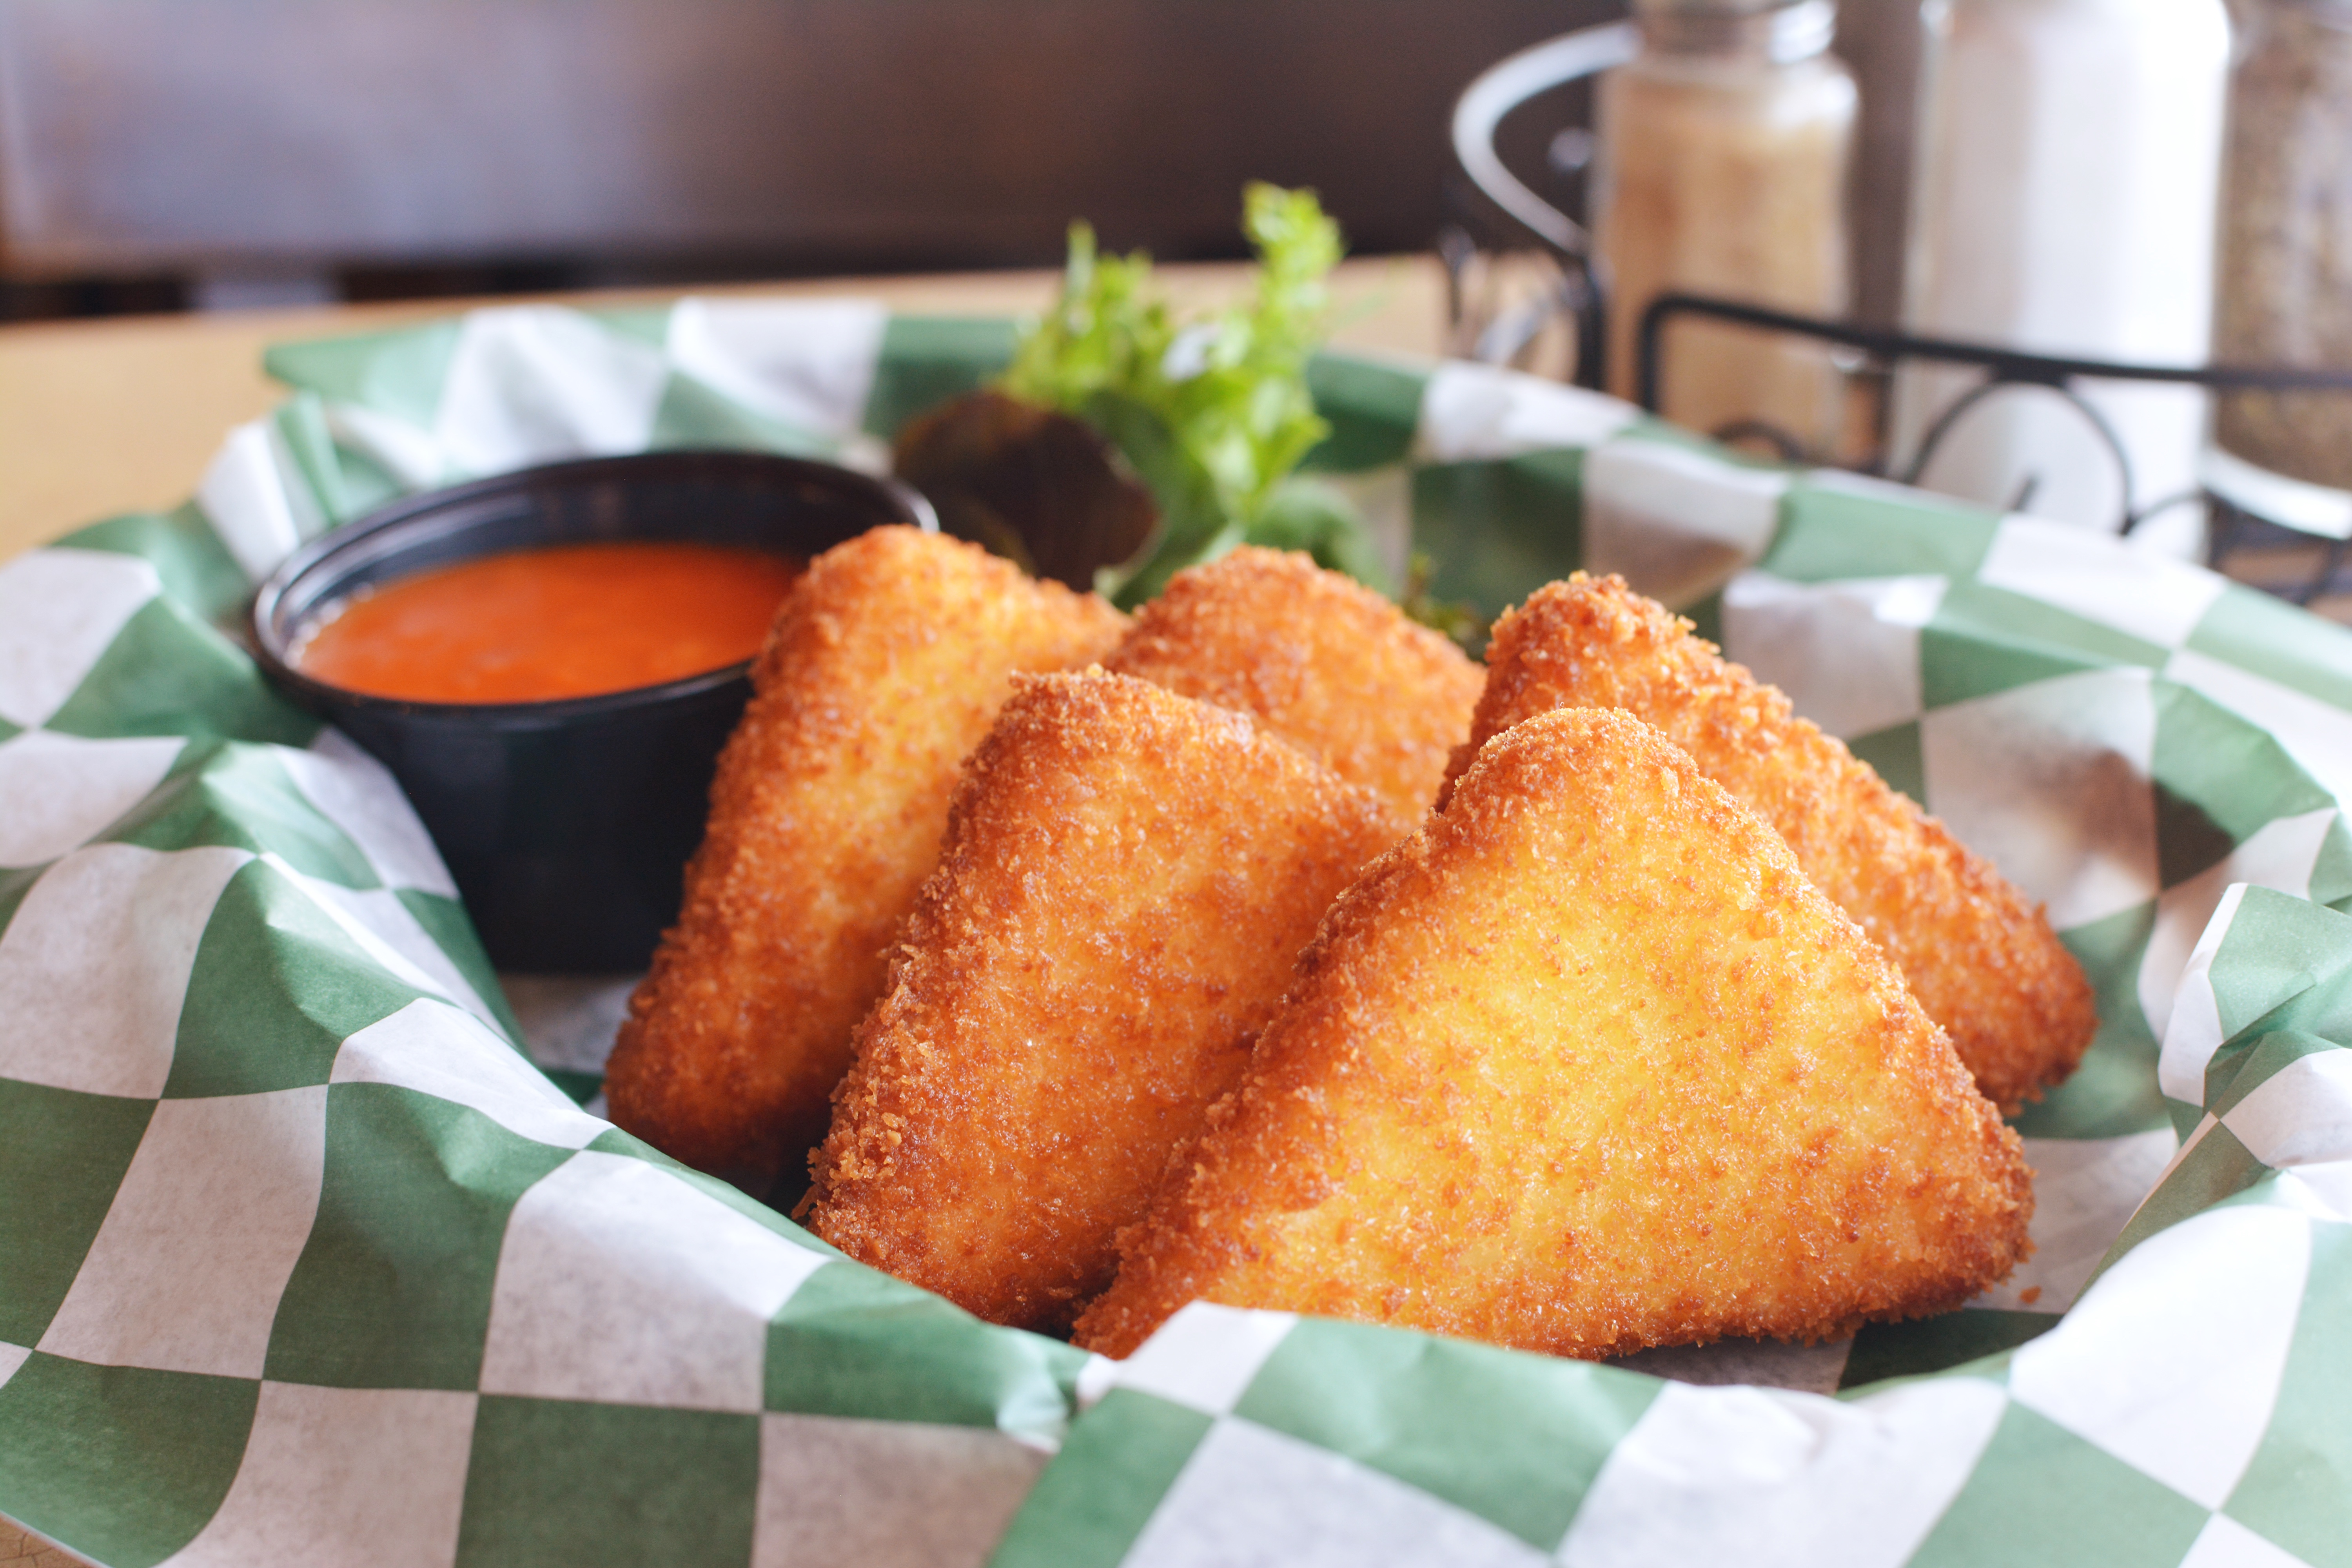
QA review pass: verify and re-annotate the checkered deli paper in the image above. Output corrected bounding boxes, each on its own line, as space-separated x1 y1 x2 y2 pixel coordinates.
4 298 2350 1568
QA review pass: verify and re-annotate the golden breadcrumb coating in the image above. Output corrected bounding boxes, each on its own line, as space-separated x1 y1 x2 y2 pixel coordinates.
604 527 1129 1184
1075 706 2034 1361
1442 573 2095 1112
809 671 1398 1332
1105 546 1484 826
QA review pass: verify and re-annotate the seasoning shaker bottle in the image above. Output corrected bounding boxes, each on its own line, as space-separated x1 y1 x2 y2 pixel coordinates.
1591 0 1857 456
2207 0 2352 535
1889 0 2230 550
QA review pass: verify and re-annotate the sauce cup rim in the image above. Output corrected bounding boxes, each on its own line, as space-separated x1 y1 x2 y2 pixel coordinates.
249 450 934 723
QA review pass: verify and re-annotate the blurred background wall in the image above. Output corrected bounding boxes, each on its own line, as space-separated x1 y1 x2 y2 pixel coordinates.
0 2 1924 323
0 0 1642 316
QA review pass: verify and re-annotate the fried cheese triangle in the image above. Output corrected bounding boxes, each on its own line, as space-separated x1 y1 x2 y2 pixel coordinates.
604 527 1129 1184
809 671 1399 1332
1075 706 2033 1361
1443 573 2095 1112
1105 546 1485 825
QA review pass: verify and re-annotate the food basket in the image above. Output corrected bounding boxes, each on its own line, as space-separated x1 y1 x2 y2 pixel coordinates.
0 297 2346 1567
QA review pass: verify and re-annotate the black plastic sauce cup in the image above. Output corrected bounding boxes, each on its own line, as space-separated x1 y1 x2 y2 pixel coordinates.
251 450 934 974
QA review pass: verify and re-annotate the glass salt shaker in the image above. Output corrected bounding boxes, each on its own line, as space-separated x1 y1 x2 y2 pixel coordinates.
1591 0 1857 457
1892 0 2229 547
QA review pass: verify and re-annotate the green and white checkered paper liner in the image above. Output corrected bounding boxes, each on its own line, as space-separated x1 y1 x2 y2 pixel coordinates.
4 299 2351 1566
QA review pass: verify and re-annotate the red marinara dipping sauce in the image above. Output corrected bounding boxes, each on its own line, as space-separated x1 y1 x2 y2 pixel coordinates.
294 541 803 704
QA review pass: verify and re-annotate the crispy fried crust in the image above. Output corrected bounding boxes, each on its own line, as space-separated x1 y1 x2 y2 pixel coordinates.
1441 573 2096 1112
1074 706 2034 1361
808 671 1398 1332
1104 546 1484 826
603 528 1129 1183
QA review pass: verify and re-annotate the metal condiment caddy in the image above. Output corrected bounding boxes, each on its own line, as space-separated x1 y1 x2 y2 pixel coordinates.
1446 15 2352 605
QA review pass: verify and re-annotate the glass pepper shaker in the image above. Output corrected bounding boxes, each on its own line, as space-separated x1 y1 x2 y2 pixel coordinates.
2208 0 2352 529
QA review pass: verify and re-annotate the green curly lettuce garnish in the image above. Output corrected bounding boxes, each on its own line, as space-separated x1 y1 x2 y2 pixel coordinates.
998 184 1377 605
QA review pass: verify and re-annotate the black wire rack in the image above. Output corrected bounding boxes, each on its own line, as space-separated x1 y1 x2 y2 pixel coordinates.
1444 22 2352 607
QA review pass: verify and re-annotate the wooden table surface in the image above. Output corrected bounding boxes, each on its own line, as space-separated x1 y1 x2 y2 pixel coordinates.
0 256 1449 564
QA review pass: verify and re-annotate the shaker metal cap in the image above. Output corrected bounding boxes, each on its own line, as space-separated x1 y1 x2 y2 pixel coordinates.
1632 0 1824 13
1632 0 1838 60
